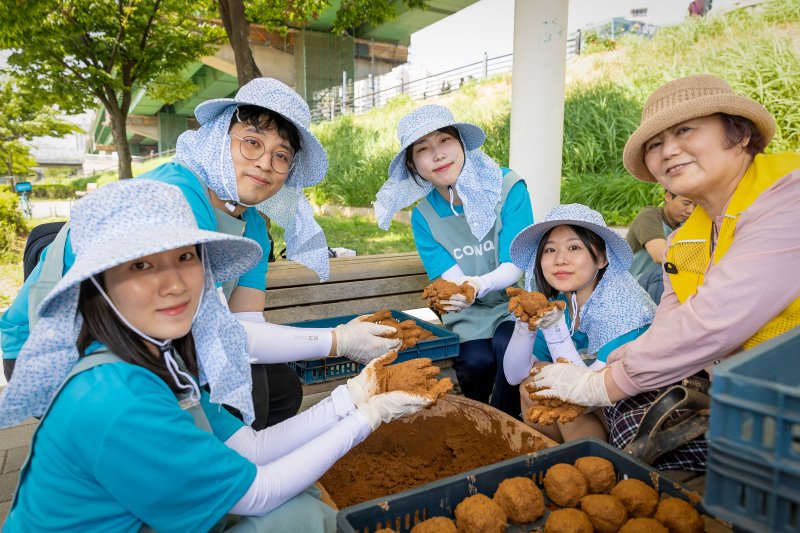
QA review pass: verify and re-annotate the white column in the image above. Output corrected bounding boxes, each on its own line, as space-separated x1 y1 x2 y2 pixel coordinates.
509 0 569 222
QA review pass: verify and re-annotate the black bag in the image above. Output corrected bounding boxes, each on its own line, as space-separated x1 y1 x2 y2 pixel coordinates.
23 221 67 281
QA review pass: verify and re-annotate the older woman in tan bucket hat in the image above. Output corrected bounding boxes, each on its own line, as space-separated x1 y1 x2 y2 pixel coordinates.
529 73 800 471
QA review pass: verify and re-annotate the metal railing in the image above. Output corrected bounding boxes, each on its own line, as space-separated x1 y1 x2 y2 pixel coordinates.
309 30 584 124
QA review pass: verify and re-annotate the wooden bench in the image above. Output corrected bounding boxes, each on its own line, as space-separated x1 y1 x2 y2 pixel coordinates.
264 252 432 323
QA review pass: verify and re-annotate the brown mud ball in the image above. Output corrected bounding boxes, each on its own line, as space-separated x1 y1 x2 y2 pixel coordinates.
410 516 458 533
610 478 659 518
370 352 453 401
525 400 586 425
493 476 545 524
454 493 507 533
362 310 435 350
619 517 670 533
579 494 628 533
422 279 476 314
654 497 704 533
506 287 566 330
544 508 594 533
525 360 587 425
543 463 588 508
574 456 616 494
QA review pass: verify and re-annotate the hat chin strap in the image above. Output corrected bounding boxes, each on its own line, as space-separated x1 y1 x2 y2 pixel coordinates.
447 186 460 217
88 251 208 402
218 136 258 212
568 267 601 336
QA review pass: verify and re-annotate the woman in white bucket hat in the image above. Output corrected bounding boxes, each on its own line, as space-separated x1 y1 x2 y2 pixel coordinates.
374 104 535 418
1 78 401 431
0 179 434 532
503 204 655 444
531 74 800 471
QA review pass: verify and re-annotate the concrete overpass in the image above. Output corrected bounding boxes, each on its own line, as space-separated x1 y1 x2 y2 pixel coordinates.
92 0 480 155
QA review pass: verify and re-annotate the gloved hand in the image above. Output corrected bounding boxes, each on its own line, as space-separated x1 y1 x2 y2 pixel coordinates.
534 305 564 329
335 317 402 364
438 276 480 312
438 293 471 313
345 352 396 406
357 390 432 430
530 363 612 406
539 313 585 367
453 275 482 297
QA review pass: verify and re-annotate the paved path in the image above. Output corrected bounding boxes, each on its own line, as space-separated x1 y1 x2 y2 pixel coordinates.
30 200 73 219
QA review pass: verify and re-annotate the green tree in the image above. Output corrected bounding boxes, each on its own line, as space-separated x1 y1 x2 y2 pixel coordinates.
0 0 226 180
217 0 426 85
0 79 80 185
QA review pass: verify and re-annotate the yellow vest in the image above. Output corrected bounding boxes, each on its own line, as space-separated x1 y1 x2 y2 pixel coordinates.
665 152 800 350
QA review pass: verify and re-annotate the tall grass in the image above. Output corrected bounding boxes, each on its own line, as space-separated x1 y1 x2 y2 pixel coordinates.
304 0 800 224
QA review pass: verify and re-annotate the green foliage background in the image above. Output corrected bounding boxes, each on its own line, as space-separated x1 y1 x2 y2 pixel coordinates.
309 0 800 225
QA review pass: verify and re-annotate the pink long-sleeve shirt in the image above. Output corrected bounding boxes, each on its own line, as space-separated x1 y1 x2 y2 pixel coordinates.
608 170 800 396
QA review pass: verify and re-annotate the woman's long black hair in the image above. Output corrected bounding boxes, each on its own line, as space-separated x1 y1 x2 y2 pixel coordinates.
76 277 199 395
534 224 608 299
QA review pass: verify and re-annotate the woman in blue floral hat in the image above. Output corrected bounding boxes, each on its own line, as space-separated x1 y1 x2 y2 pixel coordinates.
0 179 435 533
374 105 535 417
503 204 655 443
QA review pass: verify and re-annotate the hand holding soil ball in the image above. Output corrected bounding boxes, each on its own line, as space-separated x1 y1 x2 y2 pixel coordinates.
422 278 476 314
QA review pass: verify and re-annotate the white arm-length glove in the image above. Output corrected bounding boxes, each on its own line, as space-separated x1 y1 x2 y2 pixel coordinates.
539 312 586 367
234 312 333 363
335 315 401 364
531 363 612 407
503 319 539 386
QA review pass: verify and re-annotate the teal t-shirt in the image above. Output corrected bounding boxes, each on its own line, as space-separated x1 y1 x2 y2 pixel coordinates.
533 294 650 363
411 169 534 280
4 358 255 533
0 162 271 360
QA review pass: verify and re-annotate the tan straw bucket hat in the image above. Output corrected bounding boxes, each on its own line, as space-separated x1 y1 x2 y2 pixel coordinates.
623 74 776 182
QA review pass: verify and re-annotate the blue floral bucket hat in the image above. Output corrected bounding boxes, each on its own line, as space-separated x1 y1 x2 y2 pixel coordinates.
0 179 263 428
510 204 654 357
175 77 331 280
510 204 633 279
374 105 503 241
194 77 327 188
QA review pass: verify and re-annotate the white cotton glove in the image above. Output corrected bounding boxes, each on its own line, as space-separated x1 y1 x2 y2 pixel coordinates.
540 314 585 367
345 351 394 406
436 275 480 313
335 316 402 364
357 391 432 430
531 363 612 407
535 306 564 329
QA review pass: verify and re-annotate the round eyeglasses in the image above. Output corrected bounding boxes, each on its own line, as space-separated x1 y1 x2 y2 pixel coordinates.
229 133 295 174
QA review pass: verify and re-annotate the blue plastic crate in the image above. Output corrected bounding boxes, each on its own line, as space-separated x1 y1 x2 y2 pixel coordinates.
336 438 712 533
286 310 459 384
704 326 800 532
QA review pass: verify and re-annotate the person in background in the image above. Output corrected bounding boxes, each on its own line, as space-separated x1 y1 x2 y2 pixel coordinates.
0 179 435 533
530 73 800 471
627 189 695 303
0 78 400 430
373 105 535 418
503 204 655 443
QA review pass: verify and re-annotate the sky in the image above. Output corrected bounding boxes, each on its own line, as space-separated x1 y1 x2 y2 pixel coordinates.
409 0 692 73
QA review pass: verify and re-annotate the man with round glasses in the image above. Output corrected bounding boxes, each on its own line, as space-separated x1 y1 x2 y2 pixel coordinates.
1 78 401 431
